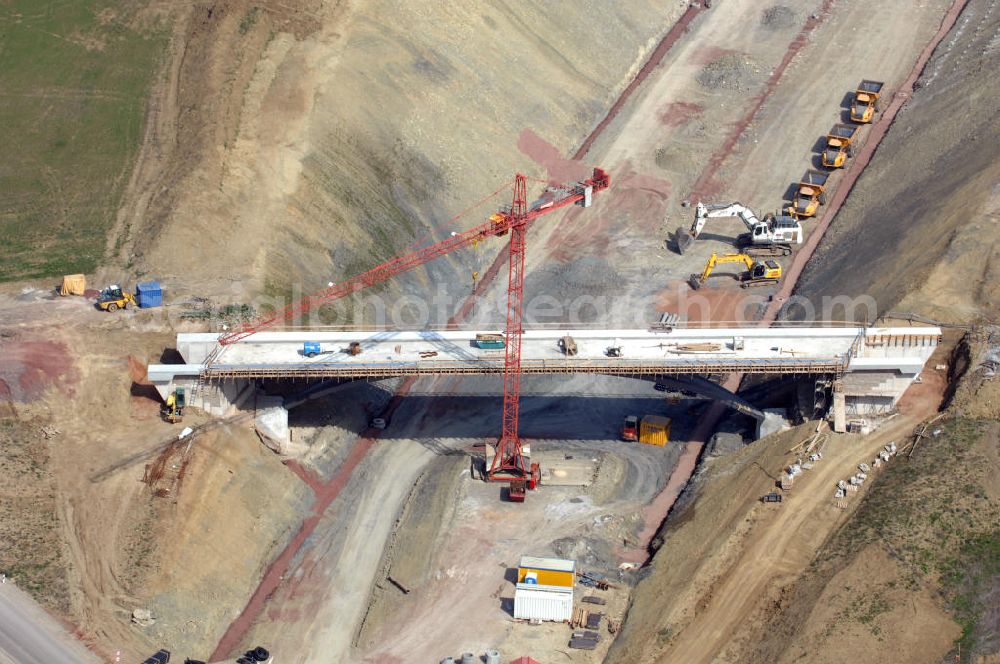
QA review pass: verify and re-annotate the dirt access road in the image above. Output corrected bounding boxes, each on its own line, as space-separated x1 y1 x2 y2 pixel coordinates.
633 355 952 664
471 0 951 329
356 379 687 663
654 417 927 663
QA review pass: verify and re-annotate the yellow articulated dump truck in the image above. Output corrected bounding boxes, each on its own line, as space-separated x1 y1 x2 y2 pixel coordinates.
850 80 884 123
639 415 671 446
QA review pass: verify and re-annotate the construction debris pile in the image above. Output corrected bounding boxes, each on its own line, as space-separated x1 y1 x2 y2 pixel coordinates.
835 441 897 505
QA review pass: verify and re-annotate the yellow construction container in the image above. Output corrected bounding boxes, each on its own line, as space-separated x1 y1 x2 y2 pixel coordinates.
59 274 86 296
639 415 671 446
517 556 575 588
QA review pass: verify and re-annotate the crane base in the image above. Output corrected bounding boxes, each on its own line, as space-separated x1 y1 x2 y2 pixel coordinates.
485 445 539 488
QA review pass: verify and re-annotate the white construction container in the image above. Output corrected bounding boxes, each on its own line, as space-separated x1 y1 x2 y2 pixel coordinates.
513 587 574 622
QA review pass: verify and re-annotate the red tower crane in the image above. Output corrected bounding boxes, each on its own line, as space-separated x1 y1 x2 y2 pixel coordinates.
218 167 610 482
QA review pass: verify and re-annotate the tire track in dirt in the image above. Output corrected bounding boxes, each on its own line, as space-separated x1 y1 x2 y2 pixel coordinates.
627 0 971 564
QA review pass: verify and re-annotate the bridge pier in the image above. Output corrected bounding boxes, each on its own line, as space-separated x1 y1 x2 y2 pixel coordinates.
832 380 847 433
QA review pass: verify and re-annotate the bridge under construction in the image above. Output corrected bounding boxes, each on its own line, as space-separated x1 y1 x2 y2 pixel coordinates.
149 325 940 439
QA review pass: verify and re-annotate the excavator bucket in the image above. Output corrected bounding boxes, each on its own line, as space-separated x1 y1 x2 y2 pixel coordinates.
675 227 695 254
688 273 703 290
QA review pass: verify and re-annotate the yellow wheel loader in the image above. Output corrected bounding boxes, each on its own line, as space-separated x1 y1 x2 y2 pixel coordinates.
96 285 136 312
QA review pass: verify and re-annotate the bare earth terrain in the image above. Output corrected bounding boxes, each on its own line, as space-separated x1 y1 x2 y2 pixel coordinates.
1 1 998 663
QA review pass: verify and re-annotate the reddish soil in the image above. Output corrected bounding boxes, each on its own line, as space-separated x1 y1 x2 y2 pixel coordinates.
896 343 950 416
548 206 610 262
654 283 766 324
128 355 161 419
0 340 78 401
517 129 595 184
688 0 835 201
127 355 147 383
548 162 670 261
658 101 704 127
615 169 672 204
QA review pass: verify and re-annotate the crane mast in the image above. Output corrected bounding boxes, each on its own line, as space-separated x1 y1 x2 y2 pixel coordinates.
493 174 529 478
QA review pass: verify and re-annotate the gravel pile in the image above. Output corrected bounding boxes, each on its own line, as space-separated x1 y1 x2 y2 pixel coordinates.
760 5 797 30
697 52 765 92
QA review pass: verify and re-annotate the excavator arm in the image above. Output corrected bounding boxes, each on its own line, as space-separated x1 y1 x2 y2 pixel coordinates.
675 202 761 254
689 252 773 290
690 252 755 288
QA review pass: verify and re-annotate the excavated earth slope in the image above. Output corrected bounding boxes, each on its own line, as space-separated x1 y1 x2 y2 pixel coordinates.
123 1 684 321
785 0 1000 324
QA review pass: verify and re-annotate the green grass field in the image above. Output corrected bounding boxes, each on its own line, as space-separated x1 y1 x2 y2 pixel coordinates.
0 2 166 282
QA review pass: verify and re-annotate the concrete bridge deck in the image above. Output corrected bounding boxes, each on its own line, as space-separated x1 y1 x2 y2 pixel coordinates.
148 326 940 397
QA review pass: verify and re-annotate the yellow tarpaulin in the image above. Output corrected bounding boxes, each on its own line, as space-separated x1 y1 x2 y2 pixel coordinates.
60 274 86 296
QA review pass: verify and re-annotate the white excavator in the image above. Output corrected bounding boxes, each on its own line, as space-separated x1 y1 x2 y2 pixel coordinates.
674 202 803 256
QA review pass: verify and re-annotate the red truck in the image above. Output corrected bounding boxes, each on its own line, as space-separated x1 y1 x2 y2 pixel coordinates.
621 415 639 442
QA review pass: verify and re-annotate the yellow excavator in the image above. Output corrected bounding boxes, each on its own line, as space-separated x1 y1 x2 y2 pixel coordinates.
689 253 783 290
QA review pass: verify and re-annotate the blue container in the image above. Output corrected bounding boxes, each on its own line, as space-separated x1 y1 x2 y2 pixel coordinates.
136 281 162 308
303 342 321 357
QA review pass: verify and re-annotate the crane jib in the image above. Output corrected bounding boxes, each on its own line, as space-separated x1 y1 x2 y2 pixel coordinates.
219 168 609 346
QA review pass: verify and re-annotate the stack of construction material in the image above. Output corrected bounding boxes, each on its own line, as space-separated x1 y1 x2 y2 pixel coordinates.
569 629 601 650
59 274 86 296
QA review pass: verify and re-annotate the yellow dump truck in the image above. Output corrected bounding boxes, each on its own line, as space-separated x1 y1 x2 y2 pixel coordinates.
639 415 671 446
850 80 884 123
821 124 860 168
787 170 830 219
